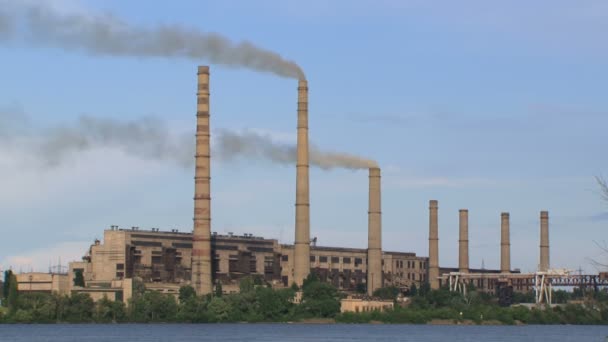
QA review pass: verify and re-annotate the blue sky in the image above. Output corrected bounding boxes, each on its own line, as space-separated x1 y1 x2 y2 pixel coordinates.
0 0 607 274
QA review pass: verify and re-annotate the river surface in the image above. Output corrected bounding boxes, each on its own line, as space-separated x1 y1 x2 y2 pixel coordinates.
0 324 607 341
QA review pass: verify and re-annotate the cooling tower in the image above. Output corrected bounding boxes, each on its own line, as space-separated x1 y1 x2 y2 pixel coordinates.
192 66 212 295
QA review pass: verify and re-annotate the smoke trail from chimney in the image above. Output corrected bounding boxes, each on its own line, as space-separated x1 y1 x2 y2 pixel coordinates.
1 109 374 170
215 129 378 170
0 2 304 79
0 107 194 168
0 9 12 38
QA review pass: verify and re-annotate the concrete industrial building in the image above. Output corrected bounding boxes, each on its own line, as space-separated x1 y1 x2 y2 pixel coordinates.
69 226 428 297
281 244 427 291
11 266 133 303
15 273 69 295
18 201 554 302
340 296 394 313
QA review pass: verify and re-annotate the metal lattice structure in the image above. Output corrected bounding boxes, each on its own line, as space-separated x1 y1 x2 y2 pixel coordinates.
443 269 608 305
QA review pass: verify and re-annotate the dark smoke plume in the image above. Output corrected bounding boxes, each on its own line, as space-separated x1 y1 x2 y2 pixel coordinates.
0 108 375 170
0 9 12 38
0 1 304 79
40 116 195 168
0 107 194 168
215 129 377 170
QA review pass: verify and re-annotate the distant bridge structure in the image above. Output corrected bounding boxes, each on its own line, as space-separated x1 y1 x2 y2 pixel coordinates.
443 269 608 305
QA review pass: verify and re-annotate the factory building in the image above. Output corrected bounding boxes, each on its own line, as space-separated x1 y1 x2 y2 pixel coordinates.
87 220 528 296
280 245 427 291
77 227 194 285
15 273 69 295
71 226 429 295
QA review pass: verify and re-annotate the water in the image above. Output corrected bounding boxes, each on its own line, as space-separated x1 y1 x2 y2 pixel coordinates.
0 324 607 341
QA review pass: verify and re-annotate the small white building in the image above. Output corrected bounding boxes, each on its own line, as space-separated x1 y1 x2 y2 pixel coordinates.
340 296 393 313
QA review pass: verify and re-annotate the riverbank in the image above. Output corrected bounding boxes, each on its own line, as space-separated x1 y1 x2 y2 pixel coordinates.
2 274 607 325
335 303 608 325
2 306 606 325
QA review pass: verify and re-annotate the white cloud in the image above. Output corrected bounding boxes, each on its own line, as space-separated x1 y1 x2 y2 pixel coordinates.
0 146 169 208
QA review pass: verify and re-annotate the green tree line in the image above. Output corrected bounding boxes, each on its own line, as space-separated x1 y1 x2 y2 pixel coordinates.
2 270 607 324
338 284 608 325
0 274 342 323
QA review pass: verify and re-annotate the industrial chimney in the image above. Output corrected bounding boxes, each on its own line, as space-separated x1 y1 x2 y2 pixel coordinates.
293 79 310 287
192 66 212 295
539 211 550 272
500 212 511 273
458 209 469 273
367 167 382 296
428 200 439 289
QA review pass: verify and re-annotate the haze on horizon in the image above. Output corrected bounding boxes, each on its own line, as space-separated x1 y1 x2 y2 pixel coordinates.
0 0 607 275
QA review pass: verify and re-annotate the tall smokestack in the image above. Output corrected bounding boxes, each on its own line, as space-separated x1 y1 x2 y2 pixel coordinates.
539 211 550 272
367 167 382 296
192 66 212 295
428 200 439 289
293 79 310 286
500 212 511 273
458 209 469 273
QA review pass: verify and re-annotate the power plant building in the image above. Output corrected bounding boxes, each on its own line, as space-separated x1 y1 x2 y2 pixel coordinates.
6 60 590 309
44 67 544 302
71 226 429 295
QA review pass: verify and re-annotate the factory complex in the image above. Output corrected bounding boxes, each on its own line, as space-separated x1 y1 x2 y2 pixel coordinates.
13 66 584 307
16 208 530 304
56 226 429 300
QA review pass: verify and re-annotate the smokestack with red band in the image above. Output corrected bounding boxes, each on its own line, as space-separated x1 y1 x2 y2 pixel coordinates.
192 66 212 295
501 212 511 273
293 79 310 286
539 211 550 272
428 200 439 289
367 167 382 295
459 209 469 273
